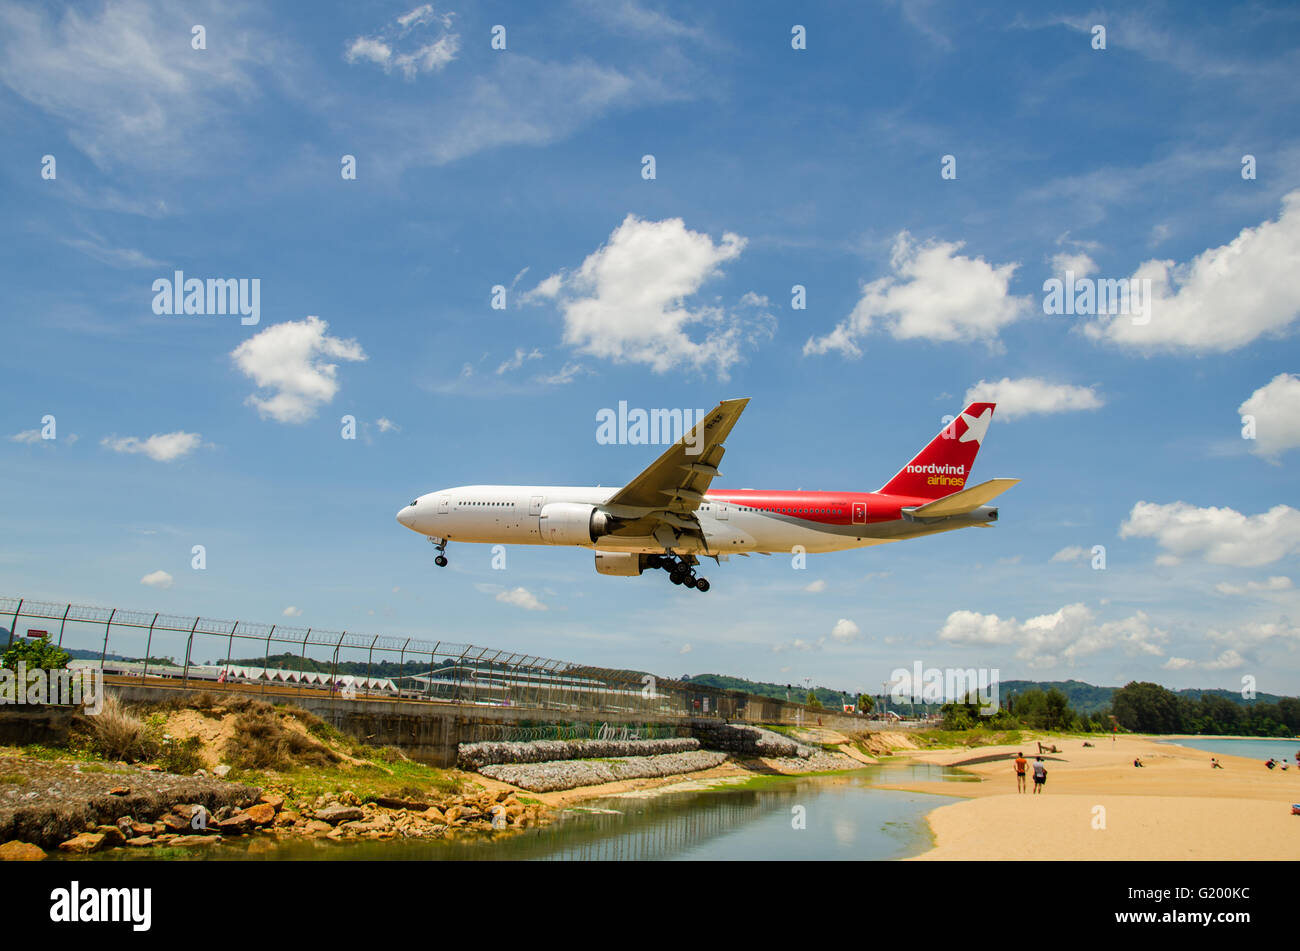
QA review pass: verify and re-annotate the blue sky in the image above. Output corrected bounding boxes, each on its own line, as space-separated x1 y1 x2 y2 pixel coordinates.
2 0 1299 698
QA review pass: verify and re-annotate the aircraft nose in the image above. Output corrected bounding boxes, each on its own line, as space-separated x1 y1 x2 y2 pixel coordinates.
397 503 416 529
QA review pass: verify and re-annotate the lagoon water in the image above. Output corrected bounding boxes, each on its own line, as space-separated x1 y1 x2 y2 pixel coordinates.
1160 736 1300 763
76 762 970 862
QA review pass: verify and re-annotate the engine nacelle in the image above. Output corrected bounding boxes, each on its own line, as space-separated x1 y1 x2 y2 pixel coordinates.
594 551 649 576
538 502 615 545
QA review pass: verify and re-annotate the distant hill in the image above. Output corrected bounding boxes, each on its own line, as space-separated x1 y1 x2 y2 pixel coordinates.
683 673 1292 714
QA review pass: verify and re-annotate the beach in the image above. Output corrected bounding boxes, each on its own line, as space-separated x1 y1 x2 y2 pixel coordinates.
881 735 1300 860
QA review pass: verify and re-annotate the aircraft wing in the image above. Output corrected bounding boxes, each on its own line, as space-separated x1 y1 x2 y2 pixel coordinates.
903 478 1020 518
606 399 749 521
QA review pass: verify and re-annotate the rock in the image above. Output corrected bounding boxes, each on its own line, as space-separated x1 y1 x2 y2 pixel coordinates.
212 765 232 778
0 841 46 861
194 769 207 777
125 836 154 848
259 793 285 811
422 806 446 823
245 803 276 826
169 835 220 848
161 814 191 833
58 833 106 854
340 791 360 806
214 805 236 821
116 816 135 837
304 820 332 835
314 805 364 825
94 825 126 847
141 764 162 772
274 810 299 828
216 814 255 835
109 786 130 796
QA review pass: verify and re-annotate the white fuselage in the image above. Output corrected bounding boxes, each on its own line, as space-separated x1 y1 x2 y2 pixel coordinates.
397 484 991 557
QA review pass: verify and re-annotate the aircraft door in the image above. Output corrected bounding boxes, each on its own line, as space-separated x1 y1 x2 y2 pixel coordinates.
852 502 866 524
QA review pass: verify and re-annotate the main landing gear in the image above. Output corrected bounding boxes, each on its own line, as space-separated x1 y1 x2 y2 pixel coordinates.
646 553 710 593
431 537 449 567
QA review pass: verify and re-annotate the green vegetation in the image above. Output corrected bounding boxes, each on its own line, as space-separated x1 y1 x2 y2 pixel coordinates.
934 681 1300 739
2 636 70 672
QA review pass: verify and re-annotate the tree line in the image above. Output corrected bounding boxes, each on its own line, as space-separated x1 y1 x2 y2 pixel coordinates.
940 681 1300 737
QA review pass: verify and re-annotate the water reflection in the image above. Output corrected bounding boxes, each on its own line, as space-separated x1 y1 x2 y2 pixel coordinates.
79 761 967 862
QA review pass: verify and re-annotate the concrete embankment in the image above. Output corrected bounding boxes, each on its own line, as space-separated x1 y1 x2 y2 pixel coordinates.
479 750 729 792
458 737 700 770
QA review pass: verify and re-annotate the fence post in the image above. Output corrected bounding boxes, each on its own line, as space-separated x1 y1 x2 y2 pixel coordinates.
329 632 345 705
142 613 159 680
398 637 409 697
6 598 21 648
182 616 200 685
56 603 70 647
262 625 275 696
99 608 116 671
298 629 311 697
223 621 239 681
366 635 378 698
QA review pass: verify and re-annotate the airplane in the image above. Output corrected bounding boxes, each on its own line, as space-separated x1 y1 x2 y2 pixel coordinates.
396 399 1018 592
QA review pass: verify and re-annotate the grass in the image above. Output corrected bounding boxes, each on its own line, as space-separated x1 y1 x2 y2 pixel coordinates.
238 757 468 812
0 773 25 785
222 706 340 771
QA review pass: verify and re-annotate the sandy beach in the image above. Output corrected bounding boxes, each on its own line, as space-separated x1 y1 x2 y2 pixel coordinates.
880 734 1300 860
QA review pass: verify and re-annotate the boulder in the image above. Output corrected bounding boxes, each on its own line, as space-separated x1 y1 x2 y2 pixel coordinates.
169 835 220 848
259 793 285 811
245 803 276 826
93 825 126 847
314 805 364 825
125 836 154 848
212 765 232 778
216 814 255 835
58 833 106 854
304 820 332 835
109 786 130 796
0 841 46 861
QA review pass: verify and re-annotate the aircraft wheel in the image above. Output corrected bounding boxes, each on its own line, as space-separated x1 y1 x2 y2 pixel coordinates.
683 575 698 589
695 578 710 593
669 570 685 585
434 555 448 567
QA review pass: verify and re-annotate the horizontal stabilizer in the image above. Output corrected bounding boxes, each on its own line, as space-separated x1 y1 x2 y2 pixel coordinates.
906 478 1020 518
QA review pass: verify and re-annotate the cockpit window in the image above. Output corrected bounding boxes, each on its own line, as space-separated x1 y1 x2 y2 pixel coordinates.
409 499 419 507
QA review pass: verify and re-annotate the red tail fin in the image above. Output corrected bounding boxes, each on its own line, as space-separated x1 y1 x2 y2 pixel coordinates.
877 402 996 500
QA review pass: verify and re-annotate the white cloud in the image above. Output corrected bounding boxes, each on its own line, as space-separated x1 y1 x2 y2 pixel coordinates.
230 316 366 424
1207 619 1300 651
679 643 693 654
140 570 173 589
9 430 45 445
1120 501 1300 567
1215 576 1292 596
282 606 303 617
344 5 459 79
804 232 1029 357
101 431 202 462
1050 545 1089 563
771 637 822 654
938 603 1167 668
1084 190 1300 352
534 362 587 385
1239 373 1300 458
1163 650 1245 672
1050 251 1097 277
376 417 400 433
963 377 1103 419
0 0 271 169
803 579 827 593
495 348 542 375
495 587 547 611
830 618 860 642
529 214 770 378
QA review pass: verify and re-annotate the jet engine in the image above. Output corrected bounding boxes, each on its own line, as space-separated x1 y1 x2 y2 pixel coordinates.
594 551 649 576
538 502 617 545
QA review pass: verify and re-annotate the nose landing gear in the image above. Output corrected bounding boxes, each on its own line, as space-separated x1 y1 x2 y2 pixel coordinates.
431 537 449 567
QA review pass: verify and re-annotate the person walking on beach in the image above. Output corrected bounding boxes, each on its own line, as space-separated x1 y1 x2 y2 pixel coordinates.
1015 752 1028 793
1032 756 1047 794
